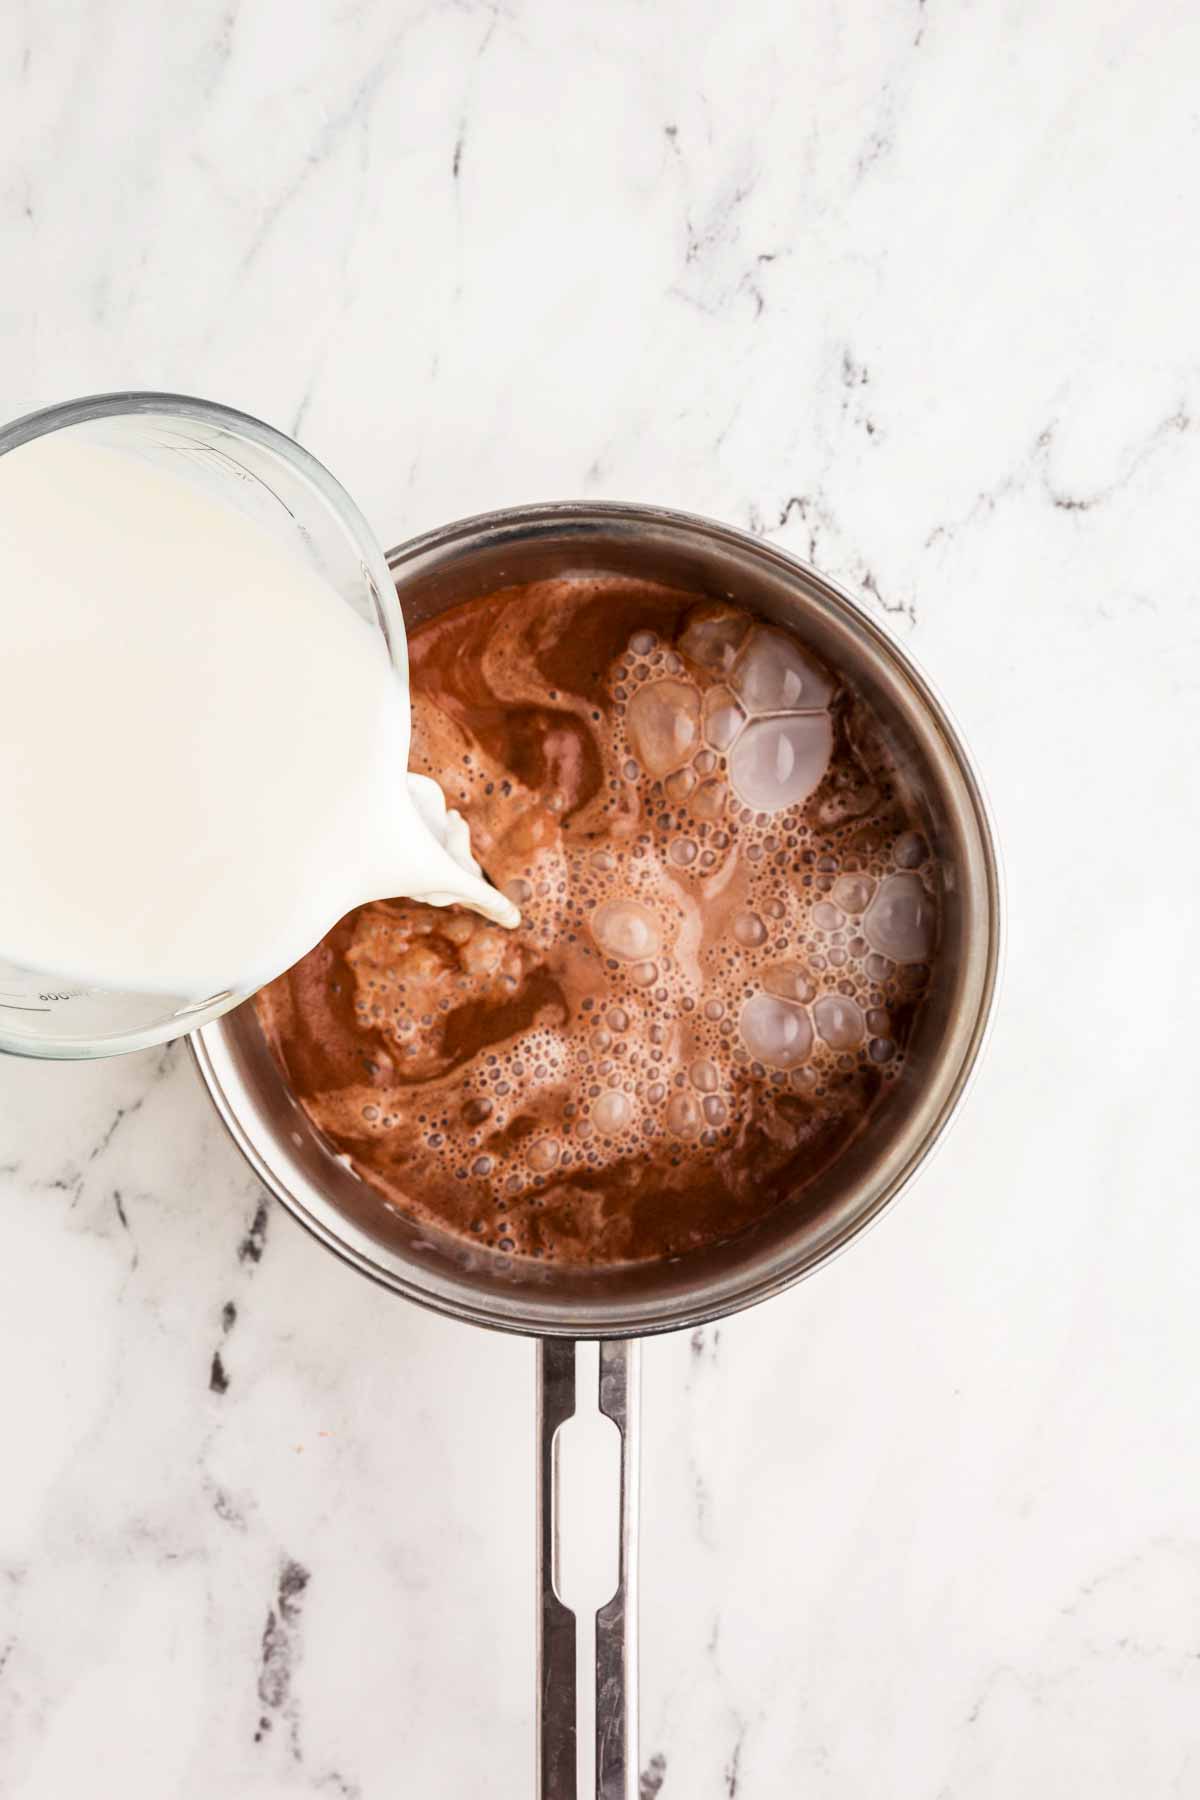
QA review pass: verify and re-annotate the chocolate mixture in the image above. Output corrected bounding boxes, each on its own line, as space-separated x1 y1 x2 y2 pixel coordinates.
256 576 941 1265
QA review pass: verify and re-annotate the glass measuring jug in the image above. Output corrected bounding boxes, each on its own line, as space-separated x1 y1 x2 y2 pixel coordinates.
0 391 423 1061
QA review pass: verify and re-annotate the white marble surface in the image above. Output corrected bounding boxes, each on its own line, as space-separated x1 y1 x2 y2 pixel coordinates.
3 2 1200 1793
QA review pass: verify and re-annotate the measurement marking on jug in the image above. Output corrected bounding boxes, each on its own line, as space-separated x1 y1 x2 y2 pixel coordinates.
0 1000 52 1012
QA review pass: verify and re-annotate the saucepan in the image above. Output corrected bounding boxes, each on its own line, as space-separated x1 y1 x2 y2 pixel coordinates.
191 502 1002 1797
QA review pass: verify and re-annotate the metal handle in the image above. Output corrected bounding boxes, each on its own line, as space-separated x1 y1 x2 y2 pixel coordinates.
537 1338 641 1799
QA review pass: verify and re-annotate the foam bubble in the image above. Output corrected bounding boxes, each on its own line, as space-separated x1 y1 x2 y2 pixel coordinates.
831 874 875 915
894 831 928 869
593 1090 632 1133
666 1090 702 1136
739 991 813 1069
863 873 936 963
591 899 662 961
690 1059 719 1092
665 768 696 802
731 627 835 713
678 603 750 673
729 713 833 813
702 686 745 751
626 678 700 775
529 1138 560 1171
733 911 766 947
762 963 815 1004
813 994 864 1049
692 779 726 820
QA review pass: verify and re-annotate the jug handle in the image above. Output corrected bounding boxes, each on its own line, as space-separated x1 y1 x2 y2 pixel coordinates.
537 1337 641 1799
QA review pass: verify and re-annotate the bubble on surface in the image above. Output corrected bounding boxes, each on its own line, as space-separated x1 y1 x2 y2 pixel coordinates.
678 602 750 673
729 712 833 813
629 960 658 986
529 1138 560 1172
593 1090 632 1133
690 1059 719 1092
730 627 835 713
591 900 662 961
702 686 745 751
665 767 696 803
863 873 936 963
733 911 766 947
894 831 928 869
626 678 701 775
692 779 726 820
739 992 813 1069
762 963 815 1004
668 838 697 867
832 874 875 916
629 630 657 655
702 1095 727 1126
666 1090 702 1136
813 994 864 1049
812 901 844 931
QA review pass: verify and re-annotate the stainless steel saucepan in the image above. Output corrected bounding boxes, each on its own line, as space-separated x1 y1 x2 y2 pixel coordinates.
191 502 1001 1798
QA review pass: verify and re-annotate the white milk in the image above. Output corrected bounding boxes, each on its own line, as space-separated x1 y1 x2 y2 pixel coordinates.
0 431 517 999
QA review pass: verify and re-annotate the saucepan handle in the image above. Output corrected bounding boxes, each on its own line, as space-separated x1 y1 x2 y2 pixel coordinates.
537 1337 642 1799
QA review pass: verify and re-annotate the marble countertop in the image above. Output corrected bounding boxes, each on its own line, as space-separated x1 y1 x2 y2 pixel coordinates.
4 2 1199 1794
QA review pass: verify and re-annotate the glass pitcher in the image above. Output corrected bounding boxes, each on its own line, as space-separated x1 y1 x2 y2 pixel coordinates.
0 391 404 1061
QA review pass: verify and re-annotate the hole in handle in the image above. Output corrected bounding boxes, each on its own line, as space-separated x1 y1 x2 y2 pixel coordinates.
553 1340 622 1614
